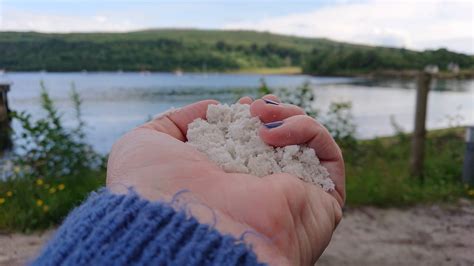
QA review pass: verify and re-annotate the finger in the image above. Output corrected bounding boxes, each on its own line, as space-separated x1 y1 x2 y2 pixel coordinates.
259 115 345 205
250 99 305 123
237 96 253 105
261 94 280 103
141 99 219 141
259 115 339 160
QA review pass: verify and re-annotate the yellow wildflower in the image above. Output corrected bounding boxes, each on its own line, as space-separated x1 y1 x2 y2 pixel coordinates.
49 187 57 194
13 166 21 174
468 189 474 197
36 199 44 207
36 179 44 186
43 205 49 212
6 191 12 197
0 198 5 204
58 184 65 191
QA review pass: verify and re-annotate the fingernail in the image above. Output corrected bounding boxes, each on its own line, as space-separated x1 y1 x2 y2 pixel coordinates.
264 121 284 129
263 98 279 105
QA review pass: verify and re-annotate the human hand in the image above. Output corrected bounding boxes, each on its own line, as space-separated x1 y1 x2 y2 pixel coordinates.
106 96 345 265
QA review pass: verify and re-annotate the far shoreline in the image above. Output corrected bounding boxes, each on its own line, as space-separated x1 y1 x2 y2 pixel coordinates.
1 67 473 80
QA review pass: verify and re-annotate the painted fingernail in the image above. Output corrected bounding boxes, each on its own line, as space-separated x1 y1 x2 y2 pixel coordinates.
263 98 279 105
264 121 284 129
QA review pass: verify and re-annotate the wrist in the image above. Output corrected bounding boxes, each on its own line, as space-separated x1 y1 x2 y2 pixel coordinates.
112 185 290 265
35 189 266 266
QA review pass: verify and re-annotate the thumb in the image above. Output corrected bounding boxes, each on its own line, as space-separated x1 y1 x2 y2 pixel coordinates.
141 100 219 141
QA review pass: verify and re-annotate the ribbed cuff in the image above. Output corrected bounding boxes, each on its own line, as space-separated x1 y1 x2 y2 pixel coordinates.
33 189 265 266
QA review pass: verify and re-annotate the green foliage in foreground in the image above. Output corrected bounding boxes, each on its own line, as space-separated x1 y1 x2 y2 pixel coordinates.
0 86 105 232
1 126 469 232
0 169 105 232
1 29 473 74
258 80 474 207
0 83 472 232
260 80 470 206
344 128 470 206
259 79 356 145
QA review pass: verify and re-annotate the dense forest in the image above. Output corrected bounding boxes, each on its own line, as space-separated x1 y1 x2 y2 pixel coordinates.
0 29 473 75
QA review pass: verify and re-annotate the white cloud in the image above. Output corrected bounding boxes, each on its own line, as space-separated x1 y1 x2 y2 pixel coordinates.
0 8 139 33
0 0 472 54
223 0 474 54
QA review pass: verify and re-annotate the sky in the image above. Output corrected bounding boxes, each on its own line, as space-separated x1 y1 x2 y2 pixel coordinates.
0 0 473 54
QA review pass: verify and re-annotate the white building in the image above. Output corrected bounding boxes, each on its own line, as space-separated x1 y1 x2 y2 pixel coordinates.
447 62 460 73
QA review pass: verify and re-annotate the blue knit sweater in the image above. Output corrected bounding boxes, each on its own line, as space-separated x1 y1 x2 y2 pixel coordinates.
33 190 265 266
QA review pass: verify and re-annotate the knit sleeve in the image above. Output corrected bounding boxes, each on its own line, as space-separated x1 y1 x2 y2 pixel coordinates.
32 189 265 266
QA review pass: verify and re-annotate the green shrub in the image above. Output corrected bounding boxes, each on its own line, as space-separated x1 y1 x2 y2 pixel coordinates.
323 101 356 147
257 80 470 206
0 84 105 232
258 80 356 146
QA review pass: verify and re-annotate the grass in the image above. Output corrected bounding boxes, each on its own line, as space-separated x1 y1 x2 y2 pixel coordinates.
0 169 105 233
229 66 302 75
344 127 472 207
0 127 472 232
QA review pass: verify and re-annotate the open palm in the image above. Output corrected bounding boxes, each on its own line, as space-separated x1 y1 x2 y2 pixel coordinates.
106 96 345 265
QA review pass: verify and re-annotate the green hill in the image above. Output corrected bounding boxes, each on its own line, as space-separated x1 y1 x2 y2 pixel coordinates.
0 29 473 75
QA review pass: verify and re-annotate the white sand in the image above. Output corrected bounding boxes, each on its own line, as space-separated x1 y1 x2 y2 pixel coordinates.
186 103 335 191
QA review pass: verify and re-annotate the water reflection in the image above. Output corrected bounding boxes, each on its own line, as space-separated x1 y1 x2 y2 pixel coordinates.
1 72 473 154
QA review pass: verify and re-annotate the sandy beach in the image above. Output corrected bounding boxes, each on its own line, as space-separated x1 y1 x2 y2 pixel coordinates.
1 200 473 266
317 199 474 266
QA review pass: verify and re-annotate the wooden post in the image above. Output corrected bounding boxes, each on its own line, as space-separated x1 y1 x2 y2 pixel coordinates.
462 126 474 186
0 83 12 151
410 72 431 180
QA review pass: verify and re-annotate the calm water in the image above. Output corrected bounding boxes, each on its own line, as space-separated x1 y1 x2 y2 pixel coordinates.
1 72 473 154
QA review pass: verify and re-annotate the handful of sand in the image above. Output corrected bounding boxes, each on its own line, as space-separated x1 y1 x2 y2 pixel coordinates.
186 103 335 191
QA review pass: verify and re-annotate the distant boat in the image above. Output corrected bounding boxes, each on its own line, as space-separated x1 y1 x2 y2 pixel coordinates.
0 69 4 75
140 70 151 76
